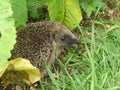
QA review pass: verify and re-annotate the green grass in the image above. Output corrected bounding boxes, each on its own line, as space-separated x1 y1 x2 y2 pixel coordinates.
38 1 120 90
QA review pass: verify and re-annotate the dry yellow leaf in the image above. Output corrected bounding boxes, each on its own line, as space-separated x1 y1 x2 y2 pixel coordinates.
0 58 40 87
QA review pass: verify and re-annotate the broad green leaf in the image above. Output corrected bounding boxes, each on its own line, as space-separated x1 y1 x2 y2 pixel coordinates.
27 0 43 19
47 0 82 30
10 0 27 27
40 0 47 6
0 58 41 86
0 0 16 71
63 0 82 30
47 0 65 22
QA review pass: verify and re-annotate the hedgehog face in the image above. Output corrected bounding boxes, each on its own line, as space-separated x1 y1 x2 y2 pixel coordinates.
52 22 80 48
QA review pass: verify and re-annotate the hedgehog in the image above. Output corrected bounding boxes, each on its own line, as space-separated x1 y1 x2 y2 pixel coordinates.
9 21 80 77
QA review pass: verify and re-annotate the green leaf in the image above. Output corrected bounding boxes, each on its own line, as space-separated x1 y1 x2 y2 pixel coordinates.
10 0 27 27
40 0 47 6
94 0 107 10
0 0 16 71
27 0 43 19
47 0 65 22
80 0 107 17
47 0 82 30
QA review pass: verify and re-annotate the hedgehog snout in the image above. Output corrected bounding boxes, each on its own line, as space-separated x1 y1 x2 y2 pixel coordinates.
68 38 80 45
74 38 80 44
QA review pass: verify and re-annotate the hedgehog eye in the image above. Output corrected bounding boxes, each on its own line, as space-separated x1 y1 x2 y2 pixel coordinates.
61 36 65 41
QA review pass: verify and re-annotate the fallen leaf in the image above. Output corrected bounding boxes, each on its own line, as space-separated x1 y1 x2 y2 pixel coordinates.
0 58 40 88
